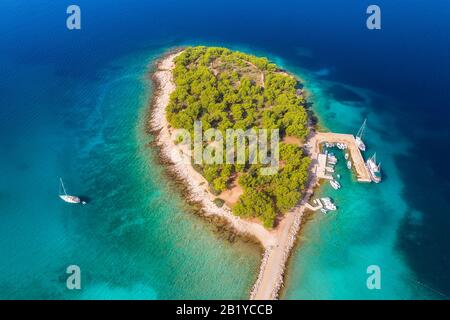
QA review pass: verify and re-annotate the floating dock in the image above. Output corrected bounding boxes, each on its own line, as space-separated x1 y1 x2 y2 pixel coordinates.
316 153 333 180
305 199 323 211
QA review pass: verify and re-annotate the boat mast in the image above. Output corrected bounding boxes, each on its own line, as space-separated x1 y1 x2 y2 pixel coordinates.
59 178 68 196
356 118 367 139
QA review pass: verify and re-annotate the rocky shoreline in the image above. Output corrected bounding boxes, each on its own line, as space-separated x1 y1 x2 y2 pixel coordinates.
147 49 318 300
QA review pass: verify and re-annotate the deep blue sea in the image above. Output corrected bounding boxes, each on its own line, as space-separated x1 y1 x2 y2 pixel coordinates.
0 0 448 299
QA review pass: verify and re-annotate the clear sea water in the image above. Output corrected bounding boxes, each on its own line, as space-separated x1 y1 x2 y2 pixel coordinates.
0 0 448 299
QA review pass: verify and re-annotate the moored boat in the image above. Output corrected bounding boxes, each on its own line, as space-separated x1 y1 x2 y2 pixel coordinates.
320 197 337 211
59 178 86 204
355 118 367 151
366 153 382 183
327 155 337 164
330 179 341 190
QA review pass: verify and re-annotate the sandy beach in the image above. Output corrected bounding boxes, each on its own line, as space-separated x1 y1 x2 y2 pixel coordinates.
148 51 319 300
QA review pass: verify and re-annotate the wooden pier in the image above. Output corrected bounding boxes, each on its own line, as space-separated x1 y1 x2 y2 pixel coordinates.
310 132 372 183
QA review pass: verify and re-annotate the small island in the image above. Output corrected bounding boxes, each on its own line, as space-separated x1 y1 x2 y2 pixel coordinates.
148 46 376 300
166 46 311 228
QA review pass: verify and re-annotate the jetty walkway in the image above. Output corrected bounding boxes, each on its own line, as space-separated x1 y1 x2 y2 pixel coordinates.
311 132 371 183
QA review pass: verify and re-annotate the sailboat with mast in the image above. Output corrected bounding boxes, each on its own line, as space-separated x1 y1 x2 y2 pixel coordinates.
355 118 367 151
59 178 86 204
366 153 382 183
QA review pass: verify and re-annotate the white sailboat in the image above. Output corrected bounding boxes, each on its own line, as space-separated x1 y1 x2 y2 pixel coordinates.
59 178 86 204
366 153 382 183
355 118 367 151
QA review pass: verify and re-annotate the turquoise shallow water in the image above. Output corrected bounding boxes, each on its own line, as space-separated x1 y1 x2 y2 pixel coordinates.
281 66 444 299
0 48 261 299
0 43 444 300
1 0 448 299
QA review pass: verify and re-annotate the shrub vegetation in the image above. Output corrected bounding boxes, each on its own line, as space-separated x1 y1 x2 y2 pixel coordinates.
167 46 310 228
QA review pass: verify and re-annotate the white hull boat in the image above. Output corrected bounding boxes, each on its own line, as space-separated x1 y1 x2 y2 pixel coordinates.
59 195 81 204
356 136 366 152
356 119 367 151
320 197 337 211
59 178 86 205
347 160 352 169
366 153 382 183
330 180 341 190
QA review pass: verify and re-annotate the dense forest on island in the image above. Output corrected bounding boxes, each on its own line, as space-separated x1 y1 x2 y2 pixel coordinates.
167 46 311 228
